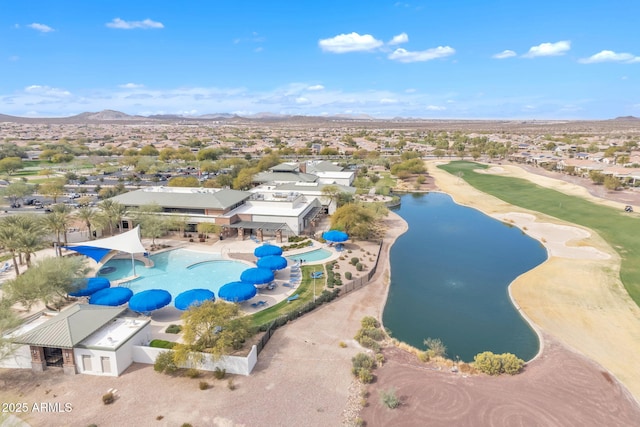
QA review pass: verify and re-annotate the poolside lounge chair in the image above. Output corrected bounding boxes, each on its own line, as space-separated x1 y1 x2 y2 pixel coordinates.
0 262 10 274
287 294 300 303
282 282 295 288
267 282 276 290
311 271 324 279
251 300 268 308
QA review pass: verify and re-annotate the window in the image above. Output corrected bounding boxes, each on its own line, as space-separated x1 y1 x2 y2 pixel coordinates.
101 356 111 373
82 355 93 371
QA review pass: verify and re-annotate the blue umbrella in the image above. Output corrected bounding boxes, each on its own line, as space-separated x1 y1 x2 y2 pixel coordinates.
322 230 349 243
129 289 172 313
69 277 111 297
218 281 257 302
89 287 133 306
256 255 288 271
175 289 215 310
240 267 274 285
254 244 283 258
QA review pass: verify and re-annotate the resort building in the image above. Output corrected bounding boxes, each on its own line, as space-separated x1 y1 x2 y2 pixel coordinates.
109 186 324 239
108 161 357 239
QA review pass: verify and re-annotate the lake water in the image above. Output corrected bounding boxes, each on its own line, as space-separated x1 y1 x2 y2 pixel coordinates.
382 193 547 362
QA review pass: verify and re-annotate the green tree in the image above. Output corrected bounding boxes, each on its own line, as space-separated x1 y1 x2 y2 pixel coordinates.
473 351 503 375
0 157 23 176
233 168 257 190
330 203 384 240
39 178 66 203
1 181 33 206
168 176 200 187
173 300 251 365
0 300 21 362
588 170 605 184
139 145 159 156
604 175 621 191
133 203 169 246
3 256 90 311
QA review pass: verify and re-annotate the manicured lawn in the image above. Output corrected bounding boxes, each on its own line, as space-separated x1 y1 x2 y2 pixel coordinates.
250 265 326 328
439 161 640 306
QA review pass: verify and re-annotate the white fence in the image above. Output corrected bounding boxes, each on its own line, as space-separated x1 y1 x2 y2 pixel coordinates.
132 344 258 376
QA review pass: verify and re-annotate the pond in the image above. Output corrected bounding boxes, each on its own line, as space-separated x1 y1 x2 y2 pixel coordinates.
382 192 547 362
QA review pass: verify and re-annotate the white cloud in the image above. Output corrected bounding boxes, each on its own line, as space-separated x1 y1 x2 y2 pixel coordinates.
426 105 446 111
318 32 384 53
28 23 55 33
307 85 325 91
295 97 311 105
119 83 144 89
493 50 516 59
380 98 398 104
579 50 640 64
523 40 571 58
106 18 164 30
388 33 409 45
25 85 71 97
388 46 455 63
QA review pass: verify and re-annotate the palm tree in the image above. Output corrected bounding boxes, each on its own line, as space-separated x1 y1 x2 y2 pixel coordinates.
0 217 22 275
74 206 98 240
13 214 45 267
41 205 73 256
98 200 127 235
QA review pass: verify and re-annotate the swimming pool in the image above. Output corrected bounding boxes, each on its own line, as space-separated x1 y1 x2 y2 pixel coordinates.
97 249 249 299
286 247 332 263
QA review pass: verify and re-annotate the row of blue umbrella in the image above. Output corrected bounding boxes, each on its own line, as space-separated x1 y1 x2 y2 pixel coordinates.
70 277 213 312
75 236 346 311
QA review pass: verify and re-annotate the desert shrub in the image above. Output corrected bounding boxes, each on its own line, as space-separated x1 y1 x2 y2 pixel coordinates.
345 271 352 280
356 263 363 271
473 351 503 375
352 352 375 372
186 368 200 379
227 379 236 390
357 336 381 352
458 363 472 373
423 337 447 359
473 351 524 375
418 351 430 363
357 368 374 384
213 367 226 380
500 353 525 375
156 416 164 420
375 353 385 367
339 341 347 348
354 417 365 426
380 388 400 409
165 324 182 334
149 339 176 349
154 351 178 375
181 424 193 427
199 381 209 390
102 392 114 405
350 257 360 265
361 316 378 329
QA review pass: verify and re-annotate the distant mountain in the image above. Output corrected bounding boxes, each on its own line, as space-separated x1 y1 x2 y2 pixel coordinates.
612 116 640 121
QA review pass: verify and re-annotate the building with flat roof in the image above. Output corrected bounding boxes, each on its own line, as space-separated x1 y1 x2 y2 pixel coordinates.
6 304 150 376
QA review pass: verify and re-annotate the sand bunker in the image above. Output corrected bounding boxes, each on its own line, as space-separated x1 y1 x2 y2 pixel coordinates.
494 212 611 260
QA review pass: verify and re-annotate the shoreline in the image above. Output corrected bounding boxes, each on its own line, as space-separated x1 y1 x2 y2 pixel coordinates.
428 160 640 402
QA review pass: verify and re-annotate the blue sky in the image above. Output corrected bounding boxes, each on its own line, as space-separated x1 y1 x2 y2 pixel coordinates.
2 1 639 119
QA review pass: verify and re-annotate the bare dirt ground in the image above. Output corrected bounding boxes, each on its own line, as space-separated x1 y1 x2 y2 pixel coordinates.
361 334 640 426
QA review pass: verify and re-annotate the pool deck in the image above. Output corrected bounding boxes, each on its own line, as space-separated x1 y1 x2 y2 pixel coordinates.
141 236 343 333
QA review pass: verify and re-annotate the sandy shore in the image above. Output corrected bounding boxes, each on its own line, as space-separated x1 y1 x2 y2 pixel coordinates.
428 161 640 401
